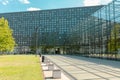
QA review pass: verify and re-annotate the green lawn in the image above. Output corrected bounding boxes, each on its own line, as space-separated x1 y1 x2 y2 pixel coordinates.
0 55 43 80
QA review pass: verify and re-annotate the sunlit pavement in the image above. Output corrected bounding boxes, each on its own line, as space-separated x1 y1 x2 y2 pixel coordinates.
45 55 120 80
41 58 71 80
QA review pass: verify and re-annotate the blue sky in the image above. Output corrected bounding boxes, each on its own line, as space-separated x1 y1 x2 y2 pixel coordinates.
0 0 113 13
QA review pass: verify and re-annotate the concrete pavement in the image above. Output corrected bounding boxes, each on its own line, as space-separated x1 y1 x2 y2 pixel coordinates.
45 55 120 80
41 58 72 80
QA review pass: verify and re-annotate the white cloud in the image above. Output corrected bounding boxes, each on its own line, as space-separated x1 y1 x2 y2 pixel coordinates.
19 0 30 4
1 0 9 5
84 0 112 6
101 0 112 4
84 0 101 6
27 7 41 11
2 2 7 5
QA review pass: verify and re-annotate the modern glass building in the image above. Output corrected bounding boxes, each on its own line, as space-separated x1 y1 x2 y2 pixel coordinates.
70 0 120 59
0 0 120 59
0 5 103 53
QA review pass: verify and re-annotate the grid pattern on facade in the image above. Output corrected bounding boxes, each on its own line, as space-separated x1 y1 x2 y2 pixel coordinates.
0 0 120 59
0 6 102 47
70 0 120 59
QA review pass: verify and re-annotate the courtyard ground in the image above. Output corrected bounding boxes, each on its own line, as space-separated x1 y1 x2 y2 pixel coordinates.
45 55 120 80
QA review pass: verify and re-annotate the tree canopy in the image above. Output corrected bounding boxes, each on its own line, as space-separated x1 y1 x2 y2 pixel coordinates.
108 23 120 52
0 17 16 52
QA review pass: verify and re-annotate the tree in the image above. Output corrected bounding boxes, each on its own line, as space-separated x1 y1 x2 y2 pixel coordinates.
108 23 120 53
0 17 16 52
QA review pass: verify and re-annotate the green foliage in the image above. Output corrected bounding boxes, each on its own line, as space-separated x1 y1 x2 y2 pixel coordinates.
108 23 120 52
0 17 16 52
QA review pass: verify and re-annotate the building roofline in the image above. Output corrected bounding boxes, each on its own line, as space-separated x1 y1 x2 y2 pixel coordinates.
0 5 105 14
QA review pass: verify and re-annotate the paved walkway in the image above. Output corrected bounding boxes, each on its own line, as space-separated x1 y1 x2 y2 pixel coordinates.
41 62 70 80
40 58 73 80
45 55 120 80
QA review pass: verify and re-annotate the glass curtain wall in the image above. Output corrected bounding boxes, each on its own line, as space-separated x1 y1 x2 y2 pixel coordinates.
71 0 120 59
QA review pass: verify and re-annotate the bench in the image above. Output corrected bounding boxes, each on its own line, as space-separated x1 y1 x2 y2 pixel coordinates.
52 69 61 79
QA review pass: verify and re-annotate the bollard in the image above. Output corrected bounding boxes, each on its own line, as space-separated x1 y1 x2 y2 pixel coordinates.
42 56 44 62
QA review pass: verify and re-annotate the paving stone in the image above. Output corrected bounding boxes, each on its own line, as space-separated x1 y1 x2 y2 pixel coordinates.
45 55 120 80
72 73 100 80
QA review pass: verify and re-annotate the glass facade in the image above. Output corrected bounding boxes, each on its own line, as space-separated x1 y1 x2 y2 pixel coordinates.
71 0 120 59
1 0 120 59
0 6 103 53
